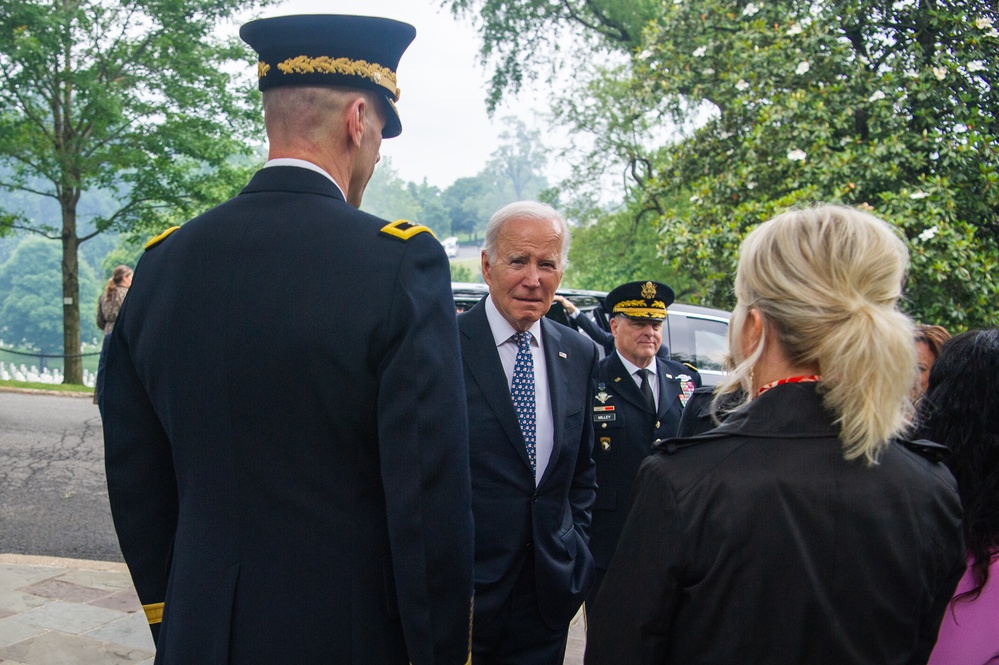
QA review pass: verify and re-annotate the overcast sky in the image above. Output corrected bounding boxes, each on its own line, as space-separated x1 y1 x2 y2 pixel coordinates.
233 0 550 189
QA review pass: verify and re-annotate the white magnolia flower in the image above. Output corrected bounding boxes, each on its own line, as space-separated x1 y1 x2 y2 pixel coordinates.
868 90 886 102
743 3 760 17
703 68 716 75
747 181 757 190
932 66 947 80
918 226 938 241
787 149 807 161
690 194 702 204
796 61 810 75
986 28 999 39
786 23 802 36
968 60 986 72
735 79 750 91
906 69 919 78
976 17 993 29
910 191 930 200
693 45 708 57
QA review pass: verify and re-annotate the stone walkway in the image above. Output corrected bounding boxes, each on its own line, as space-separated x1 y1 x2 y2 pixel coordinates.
0 554 154 664
0 554 585 664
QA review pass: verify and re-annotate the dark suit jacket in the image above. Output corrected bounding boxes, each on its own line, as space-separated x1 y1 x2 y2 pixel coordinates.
586 383 965 665
589 352 692 571
459 298 598 631
102 167 474 665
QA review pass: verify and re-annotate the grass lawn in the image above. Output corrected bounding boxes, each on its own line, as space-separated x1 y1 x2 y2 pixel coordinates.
0 379 90 394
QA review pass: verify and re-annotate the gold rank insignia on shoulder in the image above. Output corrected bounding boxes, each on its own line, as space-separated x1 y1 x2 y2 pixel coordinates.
380 219 435 241
144 225 180 250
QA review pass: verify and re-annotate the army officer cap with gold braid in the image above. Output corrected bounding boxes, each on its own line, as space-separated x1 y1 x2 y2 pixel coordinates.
240 14 416 138
603 280 676 323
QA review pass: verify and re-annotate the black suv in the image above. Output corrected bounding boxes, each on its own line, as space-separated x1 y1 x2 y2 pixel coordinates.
451 282 731 386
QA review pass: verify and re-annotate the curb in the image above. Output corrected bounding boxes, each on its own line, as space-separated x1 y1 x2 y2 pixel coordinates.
0 553 127 572
0 386 93 398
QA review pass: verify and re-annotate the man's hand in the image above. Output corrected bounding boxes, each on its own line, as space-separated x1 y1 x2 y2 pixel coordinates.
553 295 578 316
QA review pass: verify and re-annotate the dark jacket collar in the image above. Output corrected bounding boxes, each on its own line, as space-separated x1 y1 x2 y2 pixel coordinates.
706 382 839 440
239 166 347 202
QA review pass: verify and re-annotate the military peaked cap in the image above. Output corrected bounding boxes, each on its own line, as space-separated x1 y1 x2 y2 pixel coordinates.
604 280 675 322
240 14 416 138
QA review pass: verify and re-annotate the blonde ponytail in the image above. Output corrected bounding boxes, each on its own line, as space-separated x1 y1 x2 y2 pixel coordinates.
719 205 915 464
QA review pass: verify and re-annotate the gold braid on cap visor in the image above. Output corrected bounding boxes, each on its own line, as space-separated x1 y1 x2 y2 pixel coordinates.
258 56 401 101
613 299 668 318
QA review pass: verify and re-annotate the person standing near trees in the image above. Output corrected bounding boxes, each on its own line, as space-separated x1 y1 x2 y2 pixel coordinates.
101 15 473 664
93 264 132 405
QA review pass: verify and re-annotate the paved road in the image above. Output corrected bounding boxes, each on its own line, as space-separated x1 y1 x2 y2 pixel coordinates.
0 390 122 562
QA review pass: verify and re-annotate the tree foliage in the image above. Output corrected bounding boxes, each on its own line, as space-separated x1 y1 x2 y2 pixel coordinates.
0 0 273 381
449 0 999 330
0 236 100 352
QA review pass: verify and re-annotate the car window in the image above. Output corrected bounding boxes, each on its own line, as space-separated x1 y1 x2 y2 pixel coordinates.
665 314 729 372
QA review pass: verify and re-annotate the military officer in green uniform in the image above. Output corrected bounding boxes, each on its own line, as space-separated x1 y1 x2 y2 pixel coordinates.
101 15 473 665
587 280 700 606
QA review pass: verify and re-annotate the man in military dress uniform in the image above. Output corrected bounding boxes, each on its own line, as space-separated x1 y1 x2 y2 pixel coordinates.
101 15 473 665
587 281 700 605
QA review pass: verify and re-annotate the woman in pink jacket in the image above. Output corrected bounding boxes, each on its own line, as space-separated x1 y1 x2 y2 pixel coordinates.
921 328 999 665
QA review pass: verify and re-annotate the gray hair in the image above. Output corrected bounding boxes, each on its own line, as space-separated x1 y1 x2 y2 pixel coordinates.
483 201 571 270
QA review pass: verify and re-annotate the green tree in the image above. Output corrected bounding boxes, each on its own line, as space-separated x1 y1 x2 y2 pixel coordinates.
0 0 273 383
485 117 549 200
361 158 452 237
443 175 492 240
450 0 999 330
0 236 100 353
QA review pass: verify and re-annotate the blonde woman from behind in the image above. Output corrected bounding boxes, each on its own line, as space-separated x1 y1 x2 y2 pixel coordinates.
585 205 965 665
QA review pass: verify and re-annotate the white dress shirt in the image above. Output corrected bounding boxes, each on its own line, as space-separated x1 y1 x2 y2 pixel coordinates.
485 295 555 484
616 350 659 408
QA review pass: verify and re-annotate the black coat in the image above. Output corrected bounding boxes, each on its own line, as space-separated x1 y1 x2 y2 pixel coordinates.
458 298 598 631
102 167 474 665
589 352 695 571
586 382 965 665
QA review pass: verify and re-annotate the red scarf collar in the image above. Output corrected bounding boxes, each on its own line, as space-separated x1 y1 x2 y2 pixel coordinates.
756 375 821 397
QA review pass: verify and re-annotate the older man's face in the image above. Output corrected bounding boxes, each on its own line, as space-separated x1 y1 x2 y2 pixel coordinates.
482 216 564 332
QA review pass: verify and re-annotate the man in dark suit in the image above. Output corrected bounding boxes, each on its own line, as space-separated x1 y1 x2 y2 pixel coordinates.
101 15 473 665
587 281 700 604
459 201 599 665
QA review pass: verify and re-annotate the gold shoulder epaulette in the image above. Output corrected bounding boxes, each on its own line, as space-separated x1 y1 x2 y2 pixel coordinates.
144 226 180 250
380 219 435 241
683 362 700 373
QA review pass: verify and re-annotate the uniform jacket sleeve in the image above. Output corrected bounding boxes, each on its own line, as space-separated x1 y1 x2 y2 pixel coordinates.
101 295 178 644
376 234 474 665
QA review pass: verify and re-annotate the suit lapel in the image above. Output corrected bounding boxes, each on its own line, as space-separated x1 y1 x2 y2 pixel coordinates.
539 318 566 486
460 300 533 469
607 352 655 415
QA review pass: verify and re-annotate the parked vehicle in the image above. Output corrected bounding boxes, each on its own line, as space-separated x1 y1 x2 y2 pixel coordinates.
441 236 459 258
450 282 731 385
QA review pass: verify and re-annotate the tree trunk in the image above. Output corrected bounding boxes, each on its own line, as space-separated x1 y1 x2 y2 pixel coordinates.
61 202 82 385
